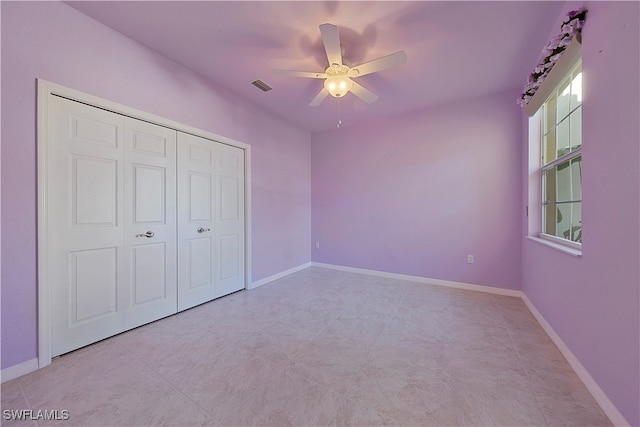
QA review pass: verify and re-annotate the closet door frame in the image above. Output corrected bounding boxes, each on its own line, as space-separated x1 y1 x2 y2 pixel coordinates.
37 79 252 368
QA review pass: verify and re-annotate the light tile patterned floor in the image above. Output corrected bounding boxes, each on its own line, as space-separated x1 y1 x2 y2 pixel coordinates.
1 267 611 426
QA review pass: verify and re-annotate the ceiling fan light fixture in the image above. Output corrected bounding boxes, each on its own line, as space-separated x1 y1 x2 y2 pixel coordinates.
324 75 353 98
273 23 407 106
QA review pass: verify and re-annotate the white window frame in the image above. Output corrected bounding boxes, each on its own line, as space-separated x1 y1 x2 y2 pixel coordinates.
539 60 583 250
526 38 583 256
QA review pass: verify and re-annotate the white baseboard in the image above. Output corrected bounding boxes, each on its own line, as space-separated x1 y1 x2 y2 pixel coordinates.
1 358 38 383
521 295 630 427
310 262 522 297
249 262 312 289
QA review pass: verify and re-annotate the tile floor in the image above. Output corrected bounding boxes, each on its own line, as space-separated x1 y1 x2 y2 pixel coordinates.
2 267 611 426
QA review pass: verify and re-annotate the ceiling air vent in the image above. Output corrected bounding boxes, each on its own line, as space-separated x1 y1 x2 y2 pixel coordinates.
251 79 272 92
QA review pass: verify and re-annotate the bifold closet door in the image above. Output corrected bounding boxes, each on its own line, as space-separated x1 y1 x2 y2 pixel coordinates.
177 133 245 310
48 96 177 357
214 142 245 297
123 118 177 329
49 96 127 357
177 133 216 310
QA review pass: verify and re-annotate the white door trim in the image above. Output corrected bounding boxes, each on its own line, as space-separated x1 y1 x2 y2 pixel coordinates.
37 79 252 368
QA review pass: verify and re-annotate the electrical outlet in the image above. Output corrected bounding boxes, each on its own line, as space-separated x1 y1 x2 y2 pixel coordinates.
467 255 474 264
315 241 320 249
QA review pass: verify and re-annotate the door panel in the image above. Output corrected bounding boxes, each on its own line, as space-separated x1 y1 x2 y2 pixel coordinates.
219 235 239 280
49 96 127 357
189 172 212 221
131 243 167 304
124 118 177 329
131 131 167 157
132 165 166 224
177 133 216 310
72 156 118 226
188 238 213 289
219 176 239 220
69 247 118 323
189 145 212 164
70 114 118 147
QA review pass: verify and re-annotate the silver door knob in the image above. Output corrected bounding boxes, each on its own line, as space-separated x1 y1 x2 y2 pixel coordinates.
197 227 211 233
136 231 154 238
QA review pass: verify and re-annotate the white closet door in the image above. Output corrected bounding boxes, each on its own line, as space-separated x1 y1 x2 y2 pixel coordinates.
177 132 216 310
48 97 178 356
214 143 245 297
49 96 127 357
46 93 245 357
124 118 177 329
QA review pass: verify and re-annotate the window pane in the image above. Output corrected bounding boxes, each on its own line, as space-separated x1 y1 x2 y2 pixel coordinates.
557 77 571 122
556 160 571 202
544 128 556 165
556 203 571 239
570 107 582 152
545 95 557 133
543 204 556 236
570 202 582 243
557 119 570 158
571 156 582 200
543 168 556 204
570 65 582 110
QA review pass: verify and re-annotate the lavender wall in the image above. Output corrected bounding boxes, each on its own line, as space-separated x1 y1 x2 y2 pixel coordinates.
312 90 522 290
1 1 311 369
522 2 640 425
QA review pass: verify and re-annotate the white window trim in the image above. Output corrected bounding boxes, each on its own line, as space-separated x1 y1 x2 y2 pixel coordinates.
528 236 582 257
539 232 582 252
526 37 582 117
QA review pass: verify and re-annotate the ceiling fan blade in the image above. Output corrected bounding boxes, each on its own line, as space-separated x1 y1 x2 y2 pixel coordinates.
319 23 342 66
272 69 327 79
349 51 407 77
350 81 378 104
309 88 329 107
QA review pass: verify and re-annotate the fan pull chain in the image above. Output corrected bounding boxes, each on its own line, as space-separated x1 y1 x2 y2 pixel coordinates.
337 98 342 128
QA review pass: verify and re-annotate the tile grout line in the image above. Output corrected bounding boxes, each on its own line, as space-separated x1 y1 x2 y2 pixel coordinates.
278 272 397 405
110 339 225 425
15 379 39 427
494 299 551 427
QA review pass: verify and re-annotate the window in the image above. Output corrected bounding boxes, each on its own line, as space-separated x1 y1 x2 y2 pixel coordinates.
539 60 582 247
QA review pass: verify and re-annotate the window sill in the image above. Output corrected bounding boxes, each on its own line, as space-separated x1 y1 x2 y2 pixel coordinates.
527 236 582 257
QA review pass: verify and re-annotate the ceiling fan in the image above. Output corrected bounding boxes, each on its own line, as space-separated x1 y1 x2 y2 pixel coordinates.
273 23 407 106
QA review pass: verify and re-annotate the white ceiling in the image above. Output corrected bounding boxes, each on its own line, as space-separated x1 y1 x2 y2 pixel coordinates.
67 1 565 132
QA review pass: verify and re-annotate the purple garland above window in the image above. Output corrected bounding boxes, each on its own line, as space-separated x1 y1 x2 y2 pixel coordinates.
517 8 588 107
